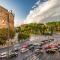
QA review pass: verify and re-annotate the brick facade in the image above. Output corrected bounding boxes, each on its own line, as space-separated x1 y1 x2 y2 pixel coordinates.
0 6 14 30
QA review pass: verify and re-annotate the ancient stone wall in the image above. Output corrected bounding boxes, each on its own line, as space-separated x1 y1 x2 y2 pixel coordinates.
0 6 14 30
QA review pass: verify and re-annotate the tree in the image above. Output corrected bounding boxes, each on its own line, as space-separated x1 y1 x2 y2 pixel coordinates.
0 28 15 45
0 28 8 45
18 32 29 42
9 29 15 39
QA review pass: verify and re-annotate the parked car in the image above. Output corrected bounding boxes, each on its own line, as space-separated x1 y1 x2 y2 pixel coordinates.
0 52 7 58
22 44 29 48
48 39 54 42
28 44 33 47
48 40 52 42
58 44 60 48
20 48 29 53
14 44 20 52
45 45 51 50
41 41 45 44
35 48 43 55
45 44 58 50
28 43 41 52
14 48 19 52
57 44 60 52
44 40 49 43
46 49 56 54
51 47 58 50
40 40 47 45
50 39 54 41
58 48 60 52
28 44 34 51
9 51 18 58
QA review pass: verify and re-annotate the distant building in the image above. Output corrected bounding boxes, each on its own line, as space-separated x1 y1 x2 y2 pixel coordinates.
0 6 14 30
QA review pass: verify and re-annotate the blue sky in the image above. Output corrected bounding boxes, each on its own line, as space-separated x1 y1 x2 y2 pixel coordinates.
0 0 38 26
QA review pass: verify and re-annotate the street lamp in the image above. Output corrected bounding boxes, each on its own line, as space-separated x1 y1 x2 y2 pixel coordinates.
7 12 10 59
6 10 15 59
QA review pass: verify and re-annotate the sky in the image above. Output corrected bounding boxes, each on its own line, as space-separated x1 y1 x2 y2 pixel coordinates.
0 0 38 26
0 0 59 26
25 0 60 24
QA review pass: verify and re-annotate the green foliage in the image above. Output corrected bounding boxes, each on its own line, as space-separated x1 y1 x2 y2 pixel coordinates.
0 38 6 45
15 27 21 32
17 23 47 40
0 28 8 45
46 21 60 32
0 28 15 45
17 21 60 41
18 32 29 41
9 29 15 39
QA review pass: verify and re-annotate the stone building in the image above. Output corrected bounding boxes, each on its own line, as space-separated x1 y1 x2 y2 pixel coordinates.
0 6 14 30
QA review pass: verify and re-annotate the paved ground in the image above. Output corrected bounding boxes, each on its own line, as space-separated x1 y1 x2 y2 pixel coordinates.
0 34 60 60
23 50 60 60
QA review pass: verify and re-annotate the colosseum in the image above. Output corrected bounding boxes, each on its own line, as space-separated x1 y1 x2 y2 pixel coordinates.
0 6 14 30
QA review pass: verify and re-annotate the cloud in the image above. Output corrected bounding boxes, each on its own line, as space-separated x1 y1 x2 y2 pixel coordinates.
35 0 40 5
24 0 60 24
32 0 40 9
